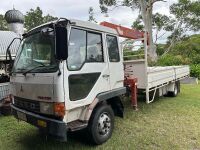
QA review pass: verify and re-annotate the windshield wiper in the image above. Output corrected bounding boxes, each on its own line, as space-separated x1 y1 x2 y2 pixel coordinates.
32 59 46 67
22 65 45 76
22 65 58 76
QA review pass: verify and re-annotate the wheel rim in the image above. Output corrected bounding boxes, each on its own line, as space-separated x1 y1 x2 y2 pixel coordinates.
97 112 111 136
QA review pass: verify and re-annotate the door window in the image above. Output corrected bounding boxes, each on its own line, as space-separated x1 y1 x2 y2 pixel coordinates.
68 28 103 71
87 32 103 62
106 35 120 62
68 28 86 70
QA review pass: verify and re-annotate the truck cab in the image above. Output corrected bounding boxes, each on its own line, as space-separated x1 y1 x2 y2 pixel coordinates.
10 19 126 144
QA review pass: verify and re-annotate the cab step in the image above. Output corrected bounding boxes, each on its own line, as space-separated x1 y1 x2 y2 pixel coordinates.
67 120 88 132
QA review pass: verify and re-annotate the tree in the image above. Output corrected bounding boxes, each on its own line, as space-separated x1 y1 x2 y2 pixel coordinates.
99 0 166 61
0 14 8 30
43 14 57 24
132 15 144 31
25 7 43 31
152 13 174 44
132 13 175 44
88 7 97 23
170 0 200 32
25 7 57 31
164 0 200 55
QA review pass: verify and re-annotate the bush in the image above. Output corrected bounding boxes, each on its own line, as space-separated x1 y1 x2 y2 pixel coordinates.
190 64 200 79
156 44 166 56
191 54 200 64
154 34 200 79
156 54 190 66
170 34 200 59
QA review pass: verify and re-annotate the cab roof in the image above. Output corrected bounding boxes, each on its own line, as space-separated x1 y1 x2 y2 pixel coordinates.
26 18 118 36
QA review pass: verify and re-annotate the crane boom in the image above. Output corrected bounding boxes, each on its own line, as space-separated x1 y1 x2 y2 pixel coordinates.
100 21 144 39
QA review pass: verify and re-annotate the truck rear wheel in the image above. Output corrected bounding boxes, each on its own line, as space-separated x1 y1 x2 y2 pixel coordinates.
88 104 114 145
167 82 179 97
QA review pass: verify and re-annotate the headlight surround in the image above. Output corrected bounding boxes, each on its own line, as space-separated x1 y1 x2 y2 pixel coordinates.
40 102 65 117
40 102 54 114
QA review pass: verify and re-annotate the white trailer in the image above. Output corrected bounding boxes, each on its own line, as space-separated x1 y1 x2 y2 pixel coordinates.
124 60 189 103
7 19 189 145
123 40 189 103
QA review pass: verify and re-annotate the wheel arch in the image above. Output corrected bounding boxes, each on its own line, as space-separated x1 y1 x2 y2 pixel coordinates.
84 87 126 121
97 87 126 118
106 96 124 118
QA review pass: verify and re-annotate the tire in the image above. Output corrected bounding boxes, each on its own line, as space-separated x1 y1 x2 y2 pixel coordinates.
167 82 179 97
88 104 114 145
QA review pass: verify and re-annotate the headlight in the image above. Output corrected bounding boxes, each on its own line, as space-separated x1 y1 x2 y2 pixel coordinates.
40 102 54 114
40 102 65 117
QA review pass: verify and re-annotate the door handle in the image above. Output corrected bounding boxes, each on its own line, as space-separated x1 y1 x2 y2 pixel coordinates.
102 74 110 78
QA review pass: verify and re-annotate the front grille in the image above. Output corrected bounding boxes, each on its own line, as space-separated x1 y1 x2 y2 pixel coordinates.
14 96 40 112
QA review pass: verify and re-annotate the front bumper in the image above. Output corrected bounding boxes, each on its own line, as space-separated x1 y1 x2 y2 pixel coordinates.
11 104 67 141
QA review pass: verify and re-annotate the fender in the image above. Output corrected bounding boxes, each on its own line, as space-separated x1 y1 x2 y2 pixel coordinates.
84 87 126 121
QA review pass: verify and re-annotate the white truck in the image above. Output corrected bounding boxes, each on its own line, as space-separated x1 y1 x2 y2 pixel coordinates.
8 18 189 145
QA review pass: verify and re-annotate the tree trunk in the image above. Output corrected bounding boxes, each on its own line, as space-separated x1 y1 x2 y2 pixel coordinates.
138 0 157 62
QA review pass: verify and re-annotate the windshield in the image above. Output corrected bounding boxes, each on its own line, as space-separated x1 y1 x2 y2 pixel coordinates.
13 28 58 73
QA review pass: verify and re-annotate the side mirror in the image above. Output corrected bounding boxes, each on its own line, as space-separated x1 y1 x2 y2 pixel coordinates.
6 37 21 74
55 26 68 60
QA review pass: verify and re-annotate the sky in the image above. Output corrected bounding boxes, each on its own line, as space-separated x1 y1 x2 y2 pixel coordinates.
0 0 178 43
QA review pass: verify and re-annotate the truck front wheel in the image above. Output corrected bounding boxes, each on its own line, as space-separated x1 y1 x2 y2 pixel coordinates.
88 104 114 145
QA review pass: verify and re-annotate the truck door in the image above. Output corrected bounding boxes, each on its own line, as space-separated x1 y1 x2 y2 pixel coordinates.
105 34 124 90
65 28 110 109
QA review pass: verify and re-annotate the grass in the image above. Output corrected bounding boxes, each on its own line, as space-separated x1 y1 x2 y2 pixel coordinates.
0 83 200 150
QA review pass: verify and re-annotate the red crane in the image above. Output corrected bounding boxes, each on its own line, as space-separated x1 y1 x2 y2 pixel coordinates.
100 21 144 39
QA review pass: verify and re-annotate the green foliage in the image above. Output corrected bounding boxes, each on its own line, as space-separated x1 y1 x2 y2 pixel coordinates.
0 14 8 30
157 54 190 66
132 13 175 33
156 44 166 56
99 0 139 14
190 64 200 79
170 34 200 64
157 34 200 78
43 14 57 24
152 13 174 32
25 7 43 31
25 7 57 31
166 0 200 45
132 15 144 31
170 0 200 31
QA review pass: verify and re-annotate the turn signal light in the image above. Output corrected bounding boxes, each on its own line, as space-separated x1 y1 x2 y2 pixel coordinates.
54 102 65 117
